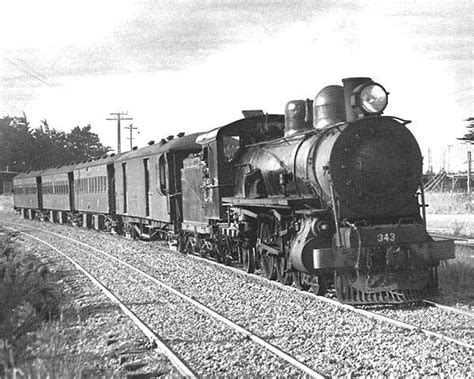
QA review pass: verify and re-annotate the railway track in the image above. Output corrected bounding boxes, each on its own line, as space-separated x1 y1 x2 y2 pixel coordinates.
5 222 325 378
11 229 196 378
187 246 474 351
422 299 474 318
3 218 473 376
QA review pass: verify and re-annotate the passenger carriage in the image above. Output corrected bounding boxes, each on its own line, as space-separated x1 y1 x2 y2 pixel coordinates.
13 169 44 219
114 133 201 240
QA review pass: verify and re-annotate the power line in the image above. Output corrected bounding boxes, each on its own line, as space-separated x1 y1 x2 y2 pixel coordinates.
16 57 59 86
106 112 133 154
3 56 56 87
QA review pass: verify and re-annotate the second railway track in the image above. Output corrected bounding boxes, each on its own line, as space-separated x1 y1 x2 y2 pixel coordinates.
4 218 474 377
6 223 325 377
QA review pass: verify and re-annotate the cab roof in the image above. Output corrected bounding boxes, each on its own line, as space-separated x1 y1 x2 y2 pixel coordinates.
196 114 284 145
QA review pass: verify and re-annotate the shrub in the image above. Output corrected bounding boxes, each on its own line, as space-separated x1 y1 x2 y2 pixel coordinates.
0 230 59 372
438 246 474 302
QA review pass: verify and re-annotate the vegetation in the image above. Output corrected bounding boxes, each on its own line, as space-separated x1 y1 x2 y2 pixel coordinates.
425 192 473 214
458 117 474 144
438 245 474 305
0 231 59 375
0 226 125 377
0 195 14 215
0 115 110 172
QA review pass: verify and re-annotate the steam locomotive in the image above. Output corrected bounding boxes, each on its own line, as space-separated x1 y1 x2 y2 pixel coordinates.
13 77 455 304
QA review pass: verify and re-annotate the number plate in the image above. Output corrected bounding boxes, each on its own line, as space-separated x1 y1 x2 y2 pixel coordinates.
376 232 396 243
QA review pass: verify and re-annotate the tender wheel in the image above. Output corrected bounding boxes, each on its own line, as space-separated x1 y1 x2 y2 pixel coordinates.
215 247 224 263
130 225 139 240
185 235 198 255
292 271 312 291
334 270 346 300
241 242 256 273
177 233 185 253
275 257 293 285
261 253 277 280
217 239 231 264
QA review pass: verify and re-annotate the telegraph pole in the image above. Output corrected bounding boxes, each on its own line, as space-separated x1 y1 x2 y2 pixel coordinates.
106 112 133 154
124 124 139 150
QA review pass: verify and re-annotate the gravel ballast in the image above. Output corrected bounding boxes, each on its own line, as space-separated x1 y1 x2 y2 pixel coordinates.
8 233 178 377
3 215 473 377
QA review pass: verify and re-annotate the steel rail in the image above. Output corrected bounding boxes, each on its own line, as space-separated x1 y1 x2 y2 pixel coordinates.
5 222 326 379
184 246 474 351
17 220 471 352
422 300 474 318
307 294 474 351
6 228 197 378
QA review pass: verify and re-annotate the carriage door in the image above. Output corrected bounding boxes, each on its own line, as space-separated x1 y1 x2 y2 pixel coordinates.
68 172 75 211
144 158 151 216
122 163 128 213
107 164 116 214
36 176 43 210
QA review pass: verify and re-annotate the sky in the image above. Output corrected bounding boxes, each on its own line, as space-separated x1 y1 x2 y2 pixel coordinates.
0 0 472 171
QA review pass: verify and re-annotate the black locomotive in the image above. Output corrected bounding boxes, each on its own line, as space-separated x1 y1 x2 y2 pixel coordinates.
13 77 455 304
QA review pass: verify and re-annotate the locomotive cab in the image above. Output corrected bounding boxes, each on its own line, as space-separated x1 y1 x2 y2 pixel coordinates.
181 113 285 228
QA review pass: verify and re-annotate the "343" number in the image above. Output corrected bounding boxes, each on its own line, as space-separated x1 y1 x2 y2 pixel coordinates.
377 233 396 243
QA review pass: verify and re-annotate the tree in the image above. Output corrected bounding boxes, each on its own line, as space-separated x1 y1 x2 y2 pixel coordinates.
66 125 111 162
0 115 36 172
0 115 111 172
31 120 71 169
31 121 111 169
458 117 474 144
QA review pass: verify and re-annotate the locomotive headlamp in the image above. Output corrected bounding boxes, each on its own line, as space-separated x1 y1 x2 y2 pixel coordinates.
357 83 388 114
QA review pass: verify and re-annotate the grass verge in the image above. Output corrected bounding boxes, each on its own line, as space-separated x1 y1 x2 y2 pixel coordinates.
0 195 14 215
0 230 60 376
425 192 473 214
438 245 474 305
0 227 163 378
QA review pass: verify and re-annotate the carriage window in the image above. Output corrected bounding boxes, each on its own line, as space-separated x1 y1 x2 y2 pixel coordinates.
158 154 167 195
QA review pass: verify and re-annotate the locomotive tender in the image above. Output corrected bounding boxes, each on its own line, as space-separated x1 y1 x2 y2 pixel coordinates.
13 77 455 304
